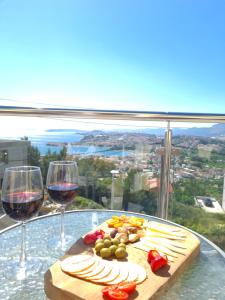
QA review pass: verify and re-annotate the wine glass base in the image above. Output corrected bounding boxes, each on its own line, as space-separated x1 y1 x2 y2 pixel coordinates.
4 257 42 280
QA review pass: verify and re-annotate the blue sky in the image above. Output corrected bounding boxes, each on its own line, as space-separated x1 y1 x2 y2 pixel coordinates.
0 0 225 113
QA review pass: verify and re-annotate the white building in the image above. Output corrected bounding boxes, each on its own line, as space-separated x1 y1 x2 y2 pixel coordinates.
195 196 224 214
0 140 30 184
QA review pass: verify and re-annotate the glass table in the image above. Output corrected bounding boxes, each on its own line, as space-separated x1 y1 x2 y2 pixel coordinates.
0 210 225 300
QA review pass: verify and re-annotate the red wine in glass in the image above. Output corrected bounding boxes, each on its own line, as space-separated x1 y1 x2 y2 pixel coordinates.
1 166 44 280
2 191 44 221
46 161 79 251
47 183 79 205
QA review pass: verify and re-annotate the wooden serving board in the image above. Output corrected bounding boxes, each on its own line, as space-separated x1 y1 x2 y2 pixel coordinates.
44 221 200 300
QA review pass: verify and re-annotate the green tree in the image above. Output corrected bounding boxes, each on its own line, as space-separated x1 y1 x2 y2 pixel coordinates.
129 190 157 215
40 146 67 184
173 177 223 205
77 157 116 202
170 201 225 251
123 168 157 214
27 145 41 166
78 157 115 178
67 196 104 210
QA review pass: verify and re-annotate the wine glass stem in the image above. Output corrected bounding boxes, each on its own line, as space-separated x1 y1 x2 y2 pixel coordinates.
60 206 65 246
20 221 26 268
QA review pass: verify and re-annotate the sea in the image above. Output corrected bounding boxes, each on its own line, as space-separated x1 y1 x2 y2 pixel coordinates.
25 131 132 157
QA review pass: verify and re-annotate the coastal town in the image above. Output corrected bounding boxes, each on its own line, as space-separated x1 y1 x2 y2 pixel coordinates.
1 129 225 232
63 131 225 184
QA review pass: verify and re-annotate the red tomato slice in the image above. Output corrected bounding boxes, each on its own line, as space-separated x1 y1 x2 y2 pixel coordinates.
108 289 129 300
101 285 118 296
118 281 136 293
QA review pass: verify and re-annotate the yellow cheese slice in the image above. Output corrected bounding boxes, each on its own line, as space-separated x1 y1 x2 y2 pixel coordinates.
149 221 186 236
146 238 186 255
149 237 187 249
141 240 179 258
132 242 175 262
145 230 186 240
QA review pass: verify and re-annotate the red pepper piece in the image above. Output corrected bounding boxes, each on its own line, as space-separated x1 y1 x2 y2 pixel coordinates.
83 229 105 245
94 229 105 237
150 255 168 272
147 249 161 263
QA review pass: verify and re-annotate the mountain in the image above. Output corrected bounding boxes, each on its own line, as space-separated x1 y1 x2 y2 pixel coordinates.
125 124 225 137
45 124 225 137
173 124 225 137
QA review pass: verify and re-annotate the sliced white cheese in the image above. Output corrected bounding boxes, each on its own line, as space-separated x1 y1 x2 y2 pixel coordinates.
87 262 112 281
96 264 120 283
125 263 139 282
61 255 95 273
134 264 147 284
78 259 106 278
107 263 129 285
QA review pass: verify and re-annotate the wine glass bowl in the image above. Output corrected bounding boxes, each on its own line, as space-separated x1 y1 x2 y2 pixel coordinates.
1 166 44 279
47 182 78 205
46 161 79 250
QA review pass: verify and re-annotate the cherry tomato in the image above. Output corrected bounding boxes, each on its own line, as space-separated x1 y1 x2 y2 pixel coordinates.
101 285 118 296
108 289 129 300
118 281 136 294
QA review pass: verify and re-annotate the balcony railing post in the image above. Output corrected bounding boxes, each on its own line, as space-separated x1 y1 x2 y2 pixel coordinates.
158 122 172 220
222 174 225 212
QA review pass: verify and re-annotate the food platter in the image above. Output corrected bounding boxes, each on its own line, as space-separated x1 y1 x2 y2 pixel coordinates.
44 215 200 300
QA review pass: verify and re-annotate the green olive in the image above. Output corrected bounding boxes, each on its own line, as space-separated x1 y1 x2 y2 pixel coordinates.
109 245 118 255
115 247 127 259
100 247 111 259
95 238 103 245
104 239 112 247
103 234 111 240
111 238 120 246
95 242 104 252
118 243 126 249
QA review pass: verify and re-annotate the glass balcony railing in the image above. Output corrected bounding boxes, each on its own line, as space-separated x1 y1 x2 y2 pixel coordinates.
1 106 225 251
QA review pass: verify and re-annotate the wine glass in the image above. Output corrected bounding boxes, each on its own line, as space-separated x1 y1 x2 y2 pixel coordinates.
46 161 79 251
1 166 44 280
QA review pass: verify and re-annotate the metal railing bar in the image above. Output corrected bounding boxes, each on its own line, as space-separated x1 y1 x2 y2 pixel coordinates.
1 105 225 123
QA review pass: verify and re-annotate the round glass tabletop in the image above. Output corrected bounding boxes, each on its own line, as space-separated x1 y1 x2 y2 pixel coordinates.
0 210 225 300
